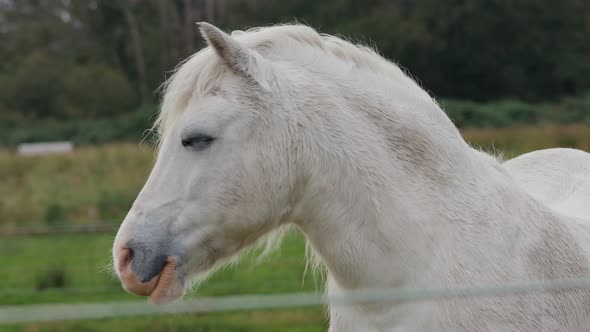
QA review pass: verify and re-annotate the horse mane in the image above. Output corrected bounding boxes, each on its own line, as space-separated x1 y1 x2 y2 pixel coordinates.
154 23 433 142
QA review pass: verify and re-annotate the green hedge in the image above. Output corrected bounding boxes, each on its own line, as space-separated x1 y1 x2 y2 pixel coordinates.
0 54 138 120
1 93 589 147
442 92 590 128
0 105 157 147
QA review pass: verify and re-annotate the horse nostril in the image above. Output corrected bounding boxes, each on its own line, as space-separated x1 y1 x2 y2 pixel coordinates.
123 240 169 283
118 247 134 273
117 245 159 296
115 239 172 297
125 247 134 265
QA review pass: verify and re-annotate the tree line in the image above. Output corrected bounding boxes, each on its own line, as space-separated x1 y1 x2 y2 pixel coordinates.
0 0 588 129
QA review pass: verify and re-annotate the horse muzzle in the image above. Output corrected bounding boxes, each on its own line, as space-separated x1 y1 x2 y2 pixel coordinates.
115 241 185 304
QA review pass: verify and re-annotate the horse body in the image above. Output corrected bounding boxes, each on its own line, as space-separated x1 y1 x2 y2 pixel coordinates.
325 148 590 331
505 148 590 220
112 22 590 331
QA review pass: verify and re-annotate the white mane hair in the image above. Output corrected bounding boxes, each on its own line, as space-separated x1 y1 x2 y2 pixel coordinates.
155 23 435 140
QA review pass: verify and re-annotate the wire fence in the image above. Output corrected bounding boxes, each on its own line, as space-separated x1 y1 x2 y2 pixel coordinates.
0 223 117 236
4 225 590 326
4 278 590 324
0 224 322 326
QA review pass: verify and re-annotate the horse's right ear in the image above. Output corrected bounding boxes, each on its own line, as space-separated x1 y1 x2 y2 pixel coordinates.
198 22 274 90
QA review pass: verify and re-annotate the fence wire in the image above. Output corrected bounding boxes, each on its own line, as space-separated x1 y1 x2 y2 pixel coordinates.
3 277 590 324
4 227 590 325
0 223 117 236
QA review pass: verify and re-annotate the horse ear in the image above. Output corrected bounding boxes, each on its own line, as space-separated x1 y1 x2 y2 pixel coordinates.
198 22 273 90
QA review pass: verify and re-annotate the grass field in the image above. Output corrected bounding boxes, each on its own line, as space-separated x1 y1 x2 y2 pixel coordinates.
1 232 327 331
2 124 590 331
0 233 321 304
2 309 326 332
0 143 153 229
3 124 590 229
462 124 590 157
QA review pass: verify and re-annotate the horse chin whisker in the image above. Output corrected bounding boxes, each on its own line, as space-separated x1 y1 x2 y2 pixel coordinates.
101 255 118 278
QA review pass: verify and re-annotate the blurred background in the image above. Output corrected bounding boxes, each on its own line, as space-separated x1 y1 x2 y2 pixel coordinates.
0 0 589 331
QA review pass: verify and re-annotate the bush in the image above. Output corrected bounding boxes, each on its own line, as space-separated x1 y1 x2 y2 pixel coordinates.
0 53 138 121
61 64 137 118
0 105 157 146
0 53 68 119
45 203 66 226
36 266 69 290
544 92 590 124
442 92 590 129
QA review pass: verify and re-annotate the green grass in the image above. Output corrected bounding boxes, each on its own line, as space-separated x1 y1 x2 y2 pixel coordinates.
2 309 327 332
0 141 327 331
0 232 321 303
463 124 590 158
0 143 154 229
2 125 590 229
0 232 327 331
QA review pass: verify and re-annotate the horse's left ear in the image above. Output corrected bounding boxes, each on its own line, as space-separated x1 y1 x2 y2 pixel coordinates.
198 22 274 90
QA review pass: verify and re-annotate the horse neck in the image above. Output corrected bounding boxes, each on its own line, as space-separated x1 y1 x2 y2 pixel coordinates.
290 73 520 291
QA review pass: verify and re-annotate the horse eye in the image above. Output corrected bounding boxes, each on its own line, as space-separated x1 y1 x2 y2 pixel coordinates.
181 134 216 150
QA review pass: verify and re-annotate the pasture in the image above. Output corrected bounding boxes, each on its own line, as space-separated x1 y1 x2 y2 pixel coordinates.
2 125 590 331
0 233 326 331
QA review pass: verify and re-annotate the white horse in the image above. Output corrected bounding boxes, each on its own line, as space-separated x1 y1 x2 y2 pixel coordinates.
113 22 590 331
